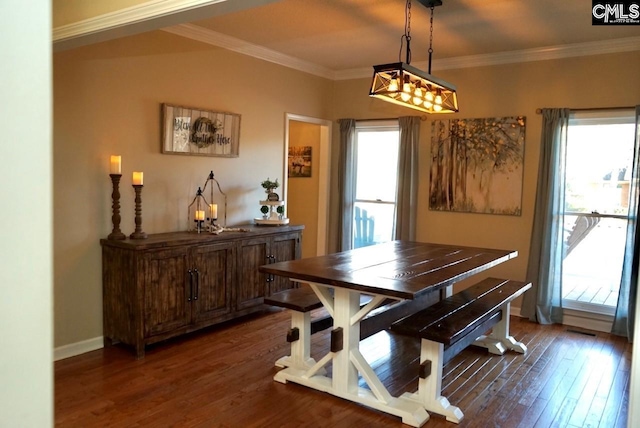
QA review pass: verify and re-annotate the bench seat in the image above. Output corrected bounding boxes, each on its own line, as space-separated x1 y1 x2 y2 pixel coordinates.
392 277 531 361
264 286 324 312
391 277 531 424
264 286 327 370
265 286 383 370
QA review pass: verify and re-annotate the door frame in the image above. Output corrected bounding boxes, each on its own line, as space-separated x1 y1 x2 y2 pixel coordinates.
283 113 332 256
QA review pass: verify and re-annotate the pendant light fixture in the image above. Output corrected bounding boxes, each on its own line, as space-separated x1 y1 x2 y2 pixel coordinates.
369 0 458 113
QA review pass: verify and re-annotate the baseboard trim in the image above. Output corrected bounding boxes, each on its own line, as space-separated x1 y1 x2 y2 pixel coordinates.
511 306 613 333
54 336 104 361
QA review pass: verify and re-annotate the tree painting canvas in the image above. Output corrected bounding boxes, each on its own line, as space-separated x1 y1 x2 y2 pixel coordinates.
429 116 525 216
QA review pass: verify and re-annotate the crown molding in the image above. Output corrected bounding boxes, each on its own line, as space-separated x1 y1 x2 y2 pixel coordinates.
163 24 336 79
54 0 640 81
335 36 640 80
53 0 228 43
163 24 640 81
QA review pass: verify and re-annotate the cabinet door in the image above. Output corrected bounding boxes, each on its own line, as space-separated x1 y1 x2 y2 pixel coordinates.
269 232 302 294
142 248 190 337
237 237 270 310
190 242 234 324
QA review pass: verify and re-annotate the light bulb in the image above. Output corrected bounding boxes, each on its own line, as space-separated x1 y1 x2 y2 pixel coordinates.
388 78 399 92
434 104 443 112
414 85 423 98
425 91 434 102
424 100 433 108
403 82 411 93
413 96 423 105
435 93 443 105
400 92 411 102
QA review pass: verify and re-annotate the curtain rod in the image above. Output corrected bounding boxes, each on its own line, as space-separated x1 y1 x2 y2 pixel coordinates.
357 116 428 121
536 106 635 114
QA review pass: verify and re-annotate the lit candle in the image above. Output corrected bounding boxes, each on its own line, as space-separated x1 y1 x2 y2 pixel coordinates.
110 155 121 174
210 204 218 219
132 172 143 185
195 210 205 221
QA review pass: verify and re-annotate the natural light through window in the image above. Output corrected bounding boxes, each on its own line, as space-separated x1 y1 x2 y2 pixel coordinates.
562 111 635 315
353 122 399 248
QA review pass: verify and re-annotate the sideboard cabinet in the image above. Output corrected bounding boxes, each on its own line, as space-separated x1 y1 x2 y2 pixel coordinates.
101 225 303 358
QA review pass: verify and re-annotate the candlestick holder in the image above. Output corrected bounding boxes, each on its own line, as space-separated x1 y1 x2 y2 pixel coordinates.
130 184 148 239
108 174 126 240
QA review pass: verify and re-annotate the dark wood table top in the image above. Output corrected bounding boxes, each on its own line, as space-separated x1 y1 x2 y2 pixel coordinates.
260 240 517 300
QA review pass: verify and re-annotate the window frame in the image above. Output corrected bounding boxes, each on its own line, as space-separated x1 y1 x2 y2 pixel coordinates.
561 109 636 316
351 119 400 248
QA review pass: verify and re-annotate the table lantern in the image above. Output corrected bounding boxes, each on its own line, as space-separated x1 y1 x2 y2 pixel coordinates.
188 187 210 233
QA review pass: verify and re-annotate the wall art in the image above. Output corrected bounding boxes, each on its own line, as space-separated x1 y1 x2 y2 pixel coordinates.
288 146 312 178
162 103 241 157
429 116 526 216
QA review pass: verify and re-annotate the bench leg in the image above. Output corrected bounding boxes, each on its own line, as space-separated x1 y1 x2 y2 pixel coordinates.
473 303 527 355
275 311 320 371
403 339 464 423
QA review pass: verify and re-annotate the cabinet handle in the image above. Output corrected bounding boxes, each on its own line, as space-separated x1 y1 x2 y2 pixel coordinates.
270 255 276 283
193 268 199 300
188 269 193 302
265 255 271 282
264 256 271 283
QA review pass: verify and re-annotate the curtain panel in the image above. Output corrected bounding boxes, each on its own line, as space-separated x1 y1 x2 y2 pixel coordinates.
337 119 356 251
612 105 640 340
521 108 570 324
395 116 421 241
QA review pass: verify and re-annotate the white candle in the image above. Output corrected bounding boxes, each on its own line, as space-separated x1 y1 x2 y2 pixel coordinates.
210 204 218 219
132 171 143 185
195 210 205 221
110 155 121 174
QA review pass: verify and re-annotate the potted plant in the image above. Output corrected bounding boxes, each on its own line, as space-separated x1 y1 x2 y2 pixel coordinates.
276 205 285 220
261 178 280 201
260 205 269 219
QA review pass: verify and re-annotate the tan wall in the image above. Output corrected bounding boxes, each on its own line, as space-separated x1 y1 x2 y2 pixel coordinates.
329 52 640 296
53 31 332 347
54 30 639 348
288 121 320 258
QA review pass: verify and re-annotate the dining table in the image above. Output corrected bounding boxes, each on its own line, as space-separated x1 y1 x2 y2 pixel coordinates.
259 240 518 427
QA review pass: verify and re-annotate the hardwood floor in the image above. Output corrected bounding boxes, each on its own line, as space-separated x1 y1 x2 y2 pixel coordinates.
55 309 631 427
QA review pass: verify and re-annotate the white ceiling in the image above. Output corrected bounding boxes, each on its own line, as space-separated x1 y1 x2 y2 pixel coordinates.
54 0 640 79
186 0 640 73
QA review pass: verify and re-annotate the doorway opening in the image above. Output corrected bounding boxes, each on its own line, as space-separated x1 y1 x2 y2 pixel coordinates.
284 114 331 258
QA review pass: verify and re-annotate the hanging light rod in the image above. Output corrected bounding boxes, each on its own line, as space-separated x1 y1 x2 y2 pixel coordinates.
369 0 458 114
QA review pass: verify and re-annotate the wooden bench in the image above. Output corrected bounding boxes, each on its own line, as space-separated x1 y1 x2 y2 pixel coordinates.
265 284 413 370
390 277 531 423
264 286 328 370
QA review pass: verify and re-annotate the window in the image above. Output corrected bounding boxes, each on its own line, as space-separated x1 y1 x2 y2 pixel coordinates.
352 120 399 248
562 110 636 315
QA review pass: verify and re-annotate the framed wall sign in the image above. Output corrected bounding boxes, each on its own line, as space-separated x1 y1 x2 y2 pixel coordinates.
161 103 241 157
